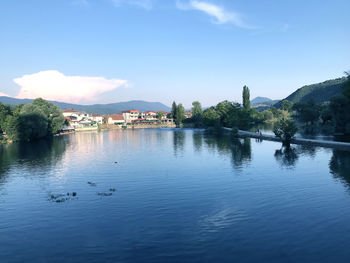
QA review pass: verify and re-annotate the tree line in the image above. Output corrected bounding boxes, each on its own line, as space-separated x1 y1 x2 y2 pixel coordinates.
0 98 66 142
277 72 350 136
171 85 290 129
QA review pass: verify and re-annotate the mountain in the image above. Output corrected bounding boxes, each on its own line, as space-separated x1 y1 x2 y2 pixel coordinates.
0 97 171 115
276 77 347 107
251 96 272 105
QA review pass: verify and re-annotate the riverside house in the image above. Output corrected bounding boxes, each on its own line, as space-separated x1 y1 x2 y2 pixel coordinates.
122 110 140 124
63 109 98 131
105 114 125 126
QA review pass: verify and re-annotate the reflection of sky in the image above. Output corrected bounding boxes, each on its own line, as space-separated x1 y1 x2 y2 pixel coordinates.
1 129 350 262
199 205 248 233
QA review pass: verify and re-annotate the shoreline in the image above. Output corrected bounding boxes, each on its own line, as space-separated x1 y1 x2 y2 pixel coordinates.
223 128 350 151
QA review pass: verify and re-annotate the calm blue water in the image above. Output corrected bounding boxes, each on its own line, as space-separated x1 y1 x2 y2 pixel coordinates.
1 129 350 263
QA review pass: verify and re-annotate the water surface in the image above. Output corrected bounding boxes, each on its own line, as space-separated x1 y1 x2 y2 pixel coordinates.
1 129 350 263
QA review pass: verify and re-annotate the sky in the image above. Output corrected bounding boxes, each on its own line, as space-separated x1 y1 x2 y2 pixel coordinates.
0 0 349 107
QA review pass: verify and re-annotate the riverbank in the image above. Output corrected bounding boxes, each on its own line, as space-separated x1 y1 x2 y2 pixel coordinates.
225 128 350 151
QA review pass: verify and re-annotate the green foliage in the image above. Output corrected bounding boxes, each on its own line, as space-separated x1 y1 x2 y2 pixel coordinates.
262 110 274 121
329 96 350 135
280 100 293 112
273 118 298 145
175 104 185 126
293 101 321 125
171 101 177 120
30 98 66 134
1 98 65 141
157 111 164 120
17 112 49 141
242 85 250 110
277 77 346 106
0 103 11 132
343 71 350 99
203 107 220 127
191 101 203 126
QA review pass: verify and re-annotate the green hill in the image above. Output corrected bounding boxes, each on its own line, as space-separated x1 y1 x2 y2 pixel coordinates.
0 97 171 115
276 77 347 106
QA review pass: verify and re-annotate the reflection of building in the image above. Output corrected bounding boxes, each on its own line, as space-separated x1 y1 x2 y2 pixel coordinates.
105 114 125 125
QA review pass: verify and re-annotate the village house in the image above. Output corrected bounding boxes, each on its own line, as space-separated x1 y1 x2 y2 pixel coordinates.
122 110 139 124
145 111 157 120
91 114 103 124
63 109 98 130
105 114 125 125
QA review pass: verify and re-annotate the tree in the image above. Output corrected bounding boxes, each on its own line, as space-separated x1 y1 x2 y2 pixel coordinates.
329 96 350 135
3 99 65 141
262 110 274 121
343 71 350 99
171 101 177 121
157 111 164 120
293 101 321 125
30 98 66 134
203 107 220 127
191 101 203 126
273 118 298 146
175 104 185 126
0 103 11 133
242 85 250 110
280 100 293 112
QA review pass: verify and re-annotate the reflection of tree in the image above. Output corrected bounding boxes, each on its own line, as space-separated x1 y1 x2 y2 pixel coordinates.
202 131 252 169
192 131 203 152
173 130 185 156
274 146 299 168
0 137 67 183
329 150 350 187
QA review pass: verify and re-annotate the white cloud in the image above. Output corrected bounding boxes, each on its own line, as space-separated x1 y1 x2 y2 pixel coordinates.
111 0 154 10
176 0 252 28
0 92 9 97
13 70 128 104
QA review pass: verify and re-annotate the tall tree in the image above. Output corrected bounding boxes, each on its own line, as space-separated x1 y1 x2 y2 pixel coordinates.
0 103 11 133
175 104 185 126
242 85 250 110
343 71 350 99
191 101 203 126
171 101 177 121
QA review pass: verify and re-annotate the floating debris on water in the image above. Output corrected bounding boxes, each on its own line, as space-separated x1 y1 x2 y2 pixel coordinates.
49 192 78 203
109 188 116 192
97 192 113 197
87 182 97 187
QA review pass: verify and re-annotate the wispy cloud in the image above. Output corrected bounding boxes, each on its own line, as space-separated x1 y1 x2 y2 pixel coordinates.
13 70 128 104
176 0 253 29
111 0 154 10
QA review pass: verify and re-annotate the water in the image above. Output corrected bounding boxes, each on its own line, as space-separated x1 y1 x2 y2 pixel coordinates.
1 129 350 263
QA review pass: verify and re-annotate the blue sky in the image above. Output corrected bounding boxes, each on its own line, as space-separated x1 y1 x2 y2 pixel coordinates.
0 0 349 107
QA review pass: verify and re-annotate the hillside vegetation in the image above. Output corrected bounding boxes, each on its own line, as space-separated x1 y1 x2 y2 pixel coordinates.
276 77 347 106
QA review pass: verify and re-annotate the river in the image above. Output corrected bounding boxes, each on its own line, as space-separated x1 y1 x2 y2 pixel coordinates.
1 129 350 262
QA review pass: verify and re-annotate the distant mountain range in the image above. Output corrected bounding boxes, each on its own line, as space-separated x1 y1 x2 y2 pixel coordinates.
0 97 171 115
251 96 280 106
275 77 347 107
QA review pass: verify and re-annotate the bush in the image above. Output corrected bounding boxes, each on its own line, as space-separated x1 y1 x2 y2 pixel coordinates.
273 118 298 146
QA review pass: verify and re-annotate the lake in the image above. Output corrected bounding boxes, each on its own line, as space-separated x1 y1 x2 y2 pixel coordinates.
1 129 350 263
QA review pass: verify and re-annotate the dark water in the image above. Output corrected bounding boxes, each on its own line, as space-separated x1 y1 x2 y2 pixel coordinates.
1 129 350 263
